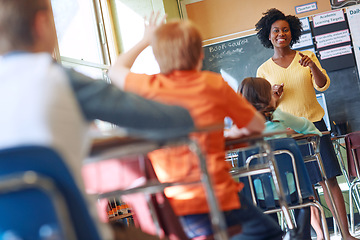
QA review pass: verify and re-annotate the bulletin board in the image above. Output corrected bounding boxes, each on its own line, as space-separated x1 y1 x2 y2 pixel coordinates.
312 9 355 71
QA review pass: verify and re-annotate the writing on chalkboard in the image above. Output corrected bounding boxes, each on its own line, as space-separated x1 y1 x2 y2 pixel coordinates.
207 39 249 62
202 35 273 86
208 39 248 52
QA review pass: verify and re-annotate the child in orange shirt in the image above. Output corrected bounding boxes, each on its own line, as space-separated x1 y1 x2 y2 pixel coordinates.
108 13 283 239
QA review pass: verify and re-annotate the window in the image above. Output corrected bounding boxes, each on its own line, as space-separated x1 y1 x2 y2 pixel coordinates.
51 0 105 65
51 0 112 130
51 0 174 129
110 0 160 74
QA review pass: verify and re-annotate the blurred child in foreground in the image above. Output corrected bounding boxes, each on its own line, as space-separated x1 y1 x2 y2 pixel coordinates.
0 1 195 239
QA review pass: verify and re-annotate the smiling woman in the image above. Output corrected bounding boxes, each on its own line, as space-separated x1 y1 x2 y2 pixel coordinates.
256 8 359 240
255 9 302 49
268 20 291 50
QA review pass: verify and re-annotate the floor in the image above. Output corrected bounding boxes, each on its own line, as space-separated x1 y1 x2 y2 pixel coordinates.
327 232 360 239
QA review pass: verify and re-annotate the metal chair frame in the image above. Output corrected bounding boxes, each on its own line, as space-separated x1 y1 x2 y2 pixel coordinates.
331 135 360 234
228 145 329 240
226 136 298 234
86 136 229 240
0 146 103 240
295 133 347 239
345 134 360 234
0 171 77 239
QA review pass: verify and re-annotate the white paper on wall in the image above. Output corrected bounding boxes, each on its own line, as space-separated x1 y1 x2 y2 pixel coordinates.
293 33 314 49
347 5 360 77
315 29 350 49
313 9 345 28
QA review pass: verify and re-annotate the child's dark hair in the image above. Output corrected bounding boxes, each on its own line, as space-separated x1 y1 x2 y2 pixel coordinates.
238 77 275 121
255 8 302 48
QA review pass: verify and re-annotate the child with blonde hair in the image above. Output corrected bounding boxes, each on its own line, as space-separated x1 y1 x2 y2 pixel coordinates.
108 13 284 240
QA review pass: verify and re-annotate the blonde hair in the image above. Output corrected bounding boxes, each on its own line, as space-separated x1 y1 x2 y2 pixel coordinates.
152 20 203 74
0 0 48 54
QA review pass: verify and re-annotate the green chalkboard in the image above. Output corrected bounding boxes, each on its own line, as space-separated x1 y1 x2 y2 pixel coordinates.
202 34 273 88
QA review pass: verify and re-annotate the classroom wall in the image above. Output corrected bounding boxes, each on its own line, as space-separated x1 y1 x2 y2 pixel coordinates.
185 0 332 44
163 0 181 19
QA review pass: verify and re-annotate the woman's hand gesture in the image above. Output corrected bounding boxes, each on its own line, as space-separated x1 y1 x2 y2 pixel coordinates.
299 52 315 69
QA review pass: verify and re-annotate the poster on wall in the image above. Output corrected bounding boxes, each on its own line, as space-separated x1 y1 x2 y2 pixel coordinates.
347 5 360 77
293 33 313 49
319 45 352 59
295 2 318 14
293 17 314 51
315 29 351 48
312 9 355 71
312 9 345 28
300 17 311 31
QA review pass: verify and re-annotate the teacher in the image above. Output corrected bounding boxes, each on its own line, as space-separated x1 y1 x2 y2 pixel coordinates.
255 8 357 240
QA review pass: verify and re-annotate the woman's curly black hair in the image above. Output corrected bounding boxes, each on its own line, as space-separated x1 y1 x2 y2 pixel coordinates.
255 8 303 48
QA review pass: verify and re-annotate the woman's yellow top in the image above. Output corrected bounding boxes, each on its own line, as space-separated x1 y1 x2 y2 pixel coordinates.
257 50 330 122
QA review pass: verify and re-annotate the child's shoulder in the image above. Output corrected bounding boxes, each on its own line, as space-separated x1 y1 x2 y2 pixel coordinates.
201 70 223 78
201 70 226 82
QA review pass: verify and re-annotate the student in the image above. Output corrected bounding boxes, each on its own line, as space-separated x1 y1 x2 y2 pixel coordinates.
108 13 283 240
255 8 357 240
226 77 322 138
226 77 322 240
0 1 195 239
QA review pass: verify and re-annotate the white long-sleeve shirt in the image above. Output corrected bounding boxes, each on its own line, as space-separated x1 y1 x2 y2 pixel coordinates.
0 52 194 239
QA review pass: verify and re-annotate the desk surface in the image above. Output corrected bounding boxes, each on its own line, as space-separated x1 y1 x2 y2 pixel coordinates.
290 131 330 140
331 134 346 141
90 124 225 153
225 130 293 150
91 136 151 155
90 129 329 157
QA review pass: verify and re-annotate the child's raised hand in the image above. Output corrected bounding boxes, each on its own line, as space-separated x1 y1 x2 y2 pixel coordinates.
143 11 167 44
298 52 315 68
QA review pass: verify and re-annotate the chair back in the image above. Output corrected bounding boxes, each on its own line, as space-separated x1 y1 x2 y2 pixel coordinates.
237 138 314 210
0 146 101 240
345 131 360 178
